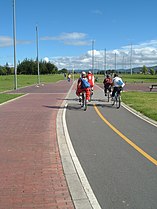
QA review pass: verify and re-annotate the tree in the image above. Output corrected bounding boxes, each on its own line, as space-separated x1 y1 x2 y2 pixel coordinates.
149 68 155 75
142 65 148 74
58 68 68 74
5 62 12 75
17 59 58 75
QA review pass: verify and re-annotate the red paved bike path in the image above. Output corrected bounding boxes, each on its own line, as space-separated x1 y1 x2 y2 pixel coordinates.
0 81 74 209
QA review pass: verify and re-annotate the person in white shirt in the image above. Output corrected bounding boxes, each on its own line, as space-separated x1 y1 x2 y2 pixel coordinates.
111 74 125 98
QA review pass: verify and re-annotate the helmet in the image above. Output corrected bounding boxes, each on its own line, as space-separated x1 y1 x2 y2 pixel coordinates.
88 71 92 74
114 73 118 77
81 71 86 77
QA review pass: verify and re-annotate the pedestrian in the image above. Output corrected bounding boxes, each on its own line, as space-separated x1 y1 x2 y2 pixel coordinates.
67 73 71 82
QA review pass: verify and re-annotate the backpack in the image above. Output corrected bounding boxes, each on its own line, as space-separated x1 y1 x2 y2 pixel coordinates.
81 78 90 88
117 79 125 87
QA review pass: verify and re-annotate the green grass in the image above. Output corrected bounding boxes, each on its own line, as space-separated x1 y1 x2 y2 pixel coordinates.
1 74 157 123
0 94 24 104
122 91 157 121
0 74 64 92
0 74 65 104
95 74 157 84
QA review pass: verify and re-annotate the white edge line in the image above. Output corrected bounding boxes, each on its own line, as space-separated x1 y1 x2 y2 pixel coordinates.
122 102 157 128
0 94 29 106
63 105 102 209
97 84 157 128
56 81 101 209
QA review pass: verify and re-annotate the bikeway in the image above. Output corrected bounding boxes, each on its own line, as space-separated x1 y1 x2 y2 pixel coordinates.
62 81 157 209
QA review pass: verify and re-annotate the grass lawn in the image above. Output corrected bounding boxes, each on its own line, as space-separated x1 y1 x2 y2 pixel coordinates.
122 91 157 121
0 74 157 123
0 74 64 92
0 74 65 104
0 94 24 104
95 74 157 84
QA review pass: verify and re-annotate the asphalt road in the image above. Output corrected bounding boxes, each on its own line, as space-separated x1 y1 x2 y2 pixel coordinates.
65 85 157 209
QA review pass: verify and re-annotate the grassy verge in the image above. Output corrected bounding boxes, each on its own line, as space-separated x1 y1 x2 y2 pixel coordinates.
122 91 157 121
0 94 24 104
95 74 157 84
0 74 66 105
0 74 64 92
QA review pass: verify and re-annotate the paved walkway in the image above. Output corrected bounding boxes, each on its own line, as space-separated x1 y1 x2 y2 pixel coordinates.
0 81 74 209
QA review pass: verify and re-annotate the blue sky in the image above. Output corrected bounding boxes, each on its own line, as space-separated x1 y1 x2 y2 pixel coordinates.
1 0 157 70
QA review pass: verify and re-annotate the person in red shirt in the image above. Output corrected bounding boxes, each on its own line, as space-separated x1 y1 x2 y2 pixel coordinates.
76 71 91 102
87 71 94 88
86 71 94 97
103 74 112 96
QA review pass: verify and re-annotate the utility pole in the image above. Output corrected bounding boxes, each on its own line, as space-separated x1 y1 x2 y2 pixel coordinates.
92 40 95 74
130 43 133 75
13 0 17 90
115 52 117 72
104 48 106 75
36 25 40 85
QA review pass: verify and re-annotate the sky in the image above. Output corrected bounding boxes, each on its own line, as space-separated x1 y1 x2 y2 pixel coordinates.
1 0 157 71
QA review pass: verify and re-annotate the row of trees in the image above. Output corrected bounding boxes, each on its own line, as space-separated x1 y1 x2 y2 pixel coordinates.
17 59 58 74
0 63 14 75
0 59 69 75
0 60 157 75
141 65 157 75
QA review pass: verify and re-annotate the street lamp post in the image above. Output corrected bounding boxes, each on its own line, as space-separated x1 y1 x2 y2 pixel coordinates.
36 25 40 85
92 40 95 74
104 48 106 75
130 43 133 75
13 0 17 90
115 52 117 72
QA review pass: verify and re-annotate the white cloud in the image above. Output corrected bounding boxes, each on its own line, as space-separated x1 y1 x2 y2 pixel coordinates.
92 10 103 15
0 36 12 47
49 40 157 70
43 57 49 62
41 32 90 46
0 36 32 47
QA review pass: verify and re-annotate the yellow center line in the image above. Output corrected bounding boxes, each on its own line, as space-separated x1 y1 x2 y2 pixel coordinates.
94 104 157 166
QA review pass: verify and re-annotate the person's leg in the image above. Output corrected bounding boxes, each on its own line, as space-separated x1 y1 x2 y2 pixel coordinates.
86 88 90 101
112 87 117 97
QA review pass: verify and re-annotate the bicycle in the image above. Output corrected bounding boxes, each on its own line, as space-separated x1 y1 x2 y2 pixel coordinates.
104 85 112 102
81 91 87 111
112 87 122 109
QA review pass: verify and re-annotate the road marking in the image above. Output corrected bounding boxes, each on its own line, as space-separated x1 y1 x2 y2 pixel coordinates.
94 104 157 166
57 81 102 209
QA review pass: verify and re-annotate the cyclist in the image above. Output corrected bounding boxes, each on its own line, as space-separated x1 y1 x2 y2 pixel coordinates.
103 74 112 96
76 71 91 103
111 74 125 99
87 71 94 95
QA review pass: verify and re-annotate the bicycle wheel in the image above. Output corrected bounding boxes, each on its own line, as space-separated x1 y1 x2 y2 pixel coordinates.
82 92 87 111
84 98 87 111
112 97 115 106
116 95 121 108
107 91 110 102
89 89 92 102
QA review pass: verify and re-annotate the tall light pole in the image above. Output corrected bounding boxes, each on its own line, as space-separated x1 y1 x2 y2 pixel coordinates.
13 0 17 90
115 52 117 72
130 43 133 75
92 40 95 74
104 48 106 75
36 25 40 85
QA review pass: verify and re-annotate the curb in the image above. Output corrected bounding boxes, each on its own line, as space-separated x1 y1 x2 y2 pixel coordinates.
56 81 101 209
122 102 157 128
